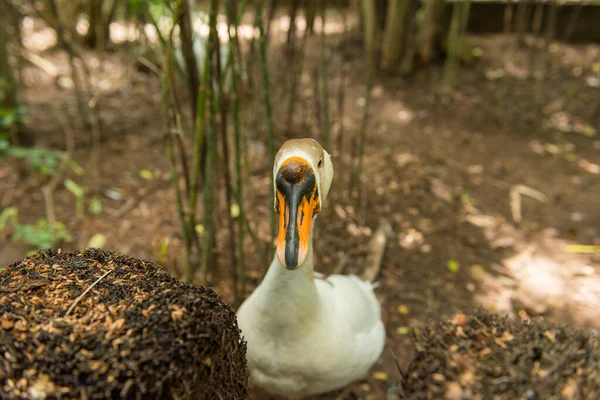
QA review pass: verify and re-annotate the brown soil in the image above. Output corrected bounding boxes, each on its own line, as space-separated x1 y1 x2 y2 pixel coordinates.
1 12 600 400
0 248 248 399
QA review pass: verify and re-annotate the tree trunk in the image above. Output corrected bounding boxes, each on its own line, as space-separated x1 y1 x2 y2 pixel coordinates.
361 0 379 55
0 0 17 113
418 0 444 65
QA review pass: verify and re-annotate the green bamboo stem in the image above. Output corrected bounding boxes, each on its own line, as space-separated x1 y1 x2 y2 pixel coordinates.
443 0 471 88
319 0 330 151
161 20 193 281
351 55 375 205
215 13 238 304
256 0 276 243
187 20 212 282
285 18 308 136
201 0 219 284
226 0 248 302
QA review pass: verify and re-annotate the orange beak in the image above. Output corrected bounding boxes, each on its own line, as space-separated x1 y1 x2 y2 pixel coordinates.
275 157 321 270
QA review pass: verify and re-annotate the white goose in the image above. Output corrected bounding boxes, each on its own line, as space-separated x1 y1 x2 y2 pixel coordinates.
237 138 386 397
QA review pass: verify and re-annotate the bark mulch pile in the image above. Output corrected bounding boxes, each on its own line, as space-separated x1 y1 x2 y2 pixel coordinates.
402 310 600 400
0 248 248 399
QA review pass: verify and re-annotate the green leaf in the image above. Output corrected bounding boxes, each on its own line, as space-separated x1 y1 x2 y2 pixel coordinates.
89 197 102 215
447 259 460 273
64 179 85 216
0 207 18 230
139 169 154 180
68 159 85 175
4 145 65 175
64 178 83 197
87 233 107 249
460 194 474 205
159 238 170 255
396 326 410 335
230 203 240 218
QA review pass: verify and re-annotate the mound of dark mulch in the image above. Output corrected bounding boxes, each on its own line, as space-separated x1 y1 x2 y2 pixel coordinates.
402 310 600 400
0 248 248 399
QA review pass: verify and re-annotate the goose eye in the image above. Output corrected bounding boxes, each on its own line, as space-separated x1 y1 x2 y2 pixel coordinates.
318 158 323 168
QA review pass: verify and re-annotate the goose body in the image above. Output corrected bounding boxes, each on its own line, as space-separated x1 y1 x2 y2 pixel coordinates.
237 139 385 397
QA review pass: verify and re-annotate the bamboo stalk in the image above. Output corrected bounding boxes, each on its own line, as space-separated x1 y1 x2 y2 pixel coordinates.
418 0 444 65
319 0 330 151
361 0 379 55
443 0 471 88
285 17 308 136
179 0 201 124
351 55 375 205
187 8 213 280
535 0 558 110
563 3 582 42
161 21 194 280
500 3 513 131
265 0 279 47
201 0 220 285
380 0 410 70
215 12 238 305
256 0 276 243
226 0 247 303
336 9 349 157
336 63 347 156
286 0 300 54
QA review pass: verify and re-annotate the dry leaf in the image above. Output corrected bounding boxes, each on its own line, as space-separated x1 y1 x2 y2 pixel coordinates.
451 313 467 325
170 306 186 321
397 305 409 315
2 319 14 330
460 370 476 386
396 326 409 335
445 382 464 400
479 347 492 356
347 223 361 237
455 326 468 338
543 330 556 343
372 371 388 381
561 378 579 400
494 331 514 348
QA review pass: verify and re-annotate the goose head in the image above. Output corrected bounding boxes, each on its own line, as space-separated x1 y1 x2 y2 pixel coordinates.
273 138 334 270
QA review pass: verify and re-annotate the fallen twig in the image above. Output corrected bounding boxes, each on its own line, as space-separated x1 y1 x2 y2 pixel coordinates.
137 56 162 76
362 220 392 282
21 48 59 78
65 269 113 316
332 251 349 275
509 184 547 223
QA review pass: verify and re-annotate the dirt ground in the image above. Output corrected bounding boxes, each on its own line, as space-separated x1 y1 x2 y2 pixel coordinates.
1 12 600 400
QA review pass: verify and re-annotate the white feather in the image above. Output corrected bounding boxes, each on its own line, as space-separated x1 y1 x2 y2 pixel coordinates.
237 258 385 397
